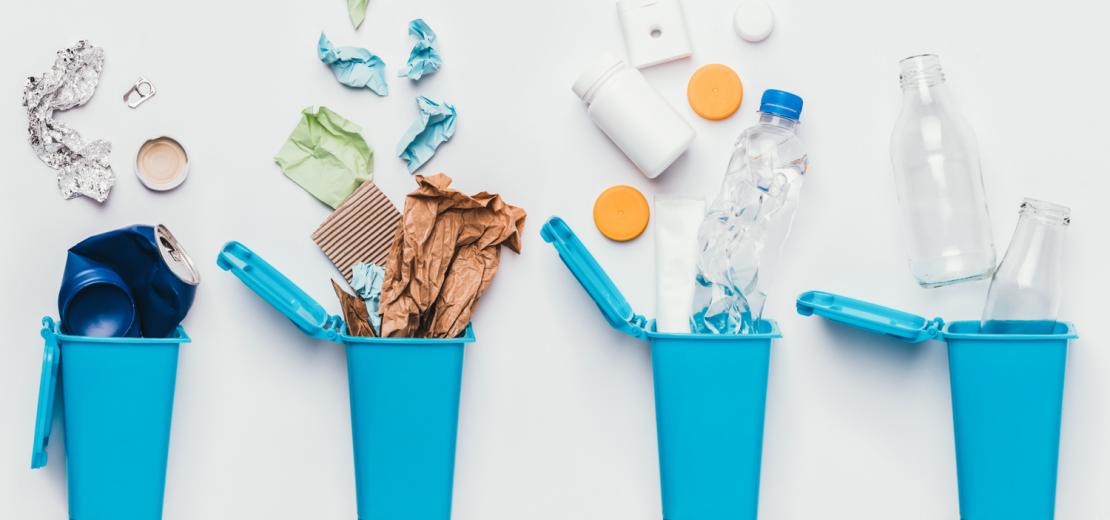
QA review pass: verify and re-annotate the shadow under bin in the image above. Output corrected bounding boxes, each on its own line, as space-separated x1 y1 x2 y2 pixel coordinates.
542 217 780 520
796 290 1078 519
31 317 190 520
217 241 474 520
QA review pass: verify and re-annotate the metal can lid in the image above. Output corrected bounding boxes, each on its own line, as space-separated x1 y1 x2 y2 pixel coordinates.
135 136 190 191
155 224 200 285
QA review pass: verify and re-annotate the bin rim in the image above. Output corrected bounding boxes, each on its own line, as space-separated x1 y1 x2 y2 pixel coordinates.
942 320 1077 341
41 316 191 344
342 324 476 345
646 320 781 341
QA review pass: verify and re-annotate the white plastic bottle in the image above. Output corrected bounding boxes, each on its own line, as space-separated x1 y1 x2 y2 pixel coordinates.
572 53 695 178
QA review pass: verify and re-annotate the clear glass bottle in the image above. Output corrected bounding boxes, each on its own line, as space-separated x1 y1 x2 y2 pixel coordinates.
981 199 1070 334
890 54 996 287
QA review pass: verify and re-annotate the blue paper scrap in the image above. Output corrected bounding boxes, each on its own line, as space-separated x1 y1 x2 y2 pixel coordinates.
396 96 457 173
351 262 386 334
398 19 442 81
318 32 388 96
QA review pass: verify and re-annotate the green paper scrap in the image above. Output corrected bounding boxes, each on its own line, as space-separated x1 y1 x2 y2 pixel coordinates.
348 0 368 29
274 106 373 209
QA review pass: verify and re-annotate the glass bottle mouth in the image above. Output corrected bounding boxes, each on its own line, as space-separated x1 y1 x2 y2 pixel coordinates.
899 54 945 89
1020 198 1071 225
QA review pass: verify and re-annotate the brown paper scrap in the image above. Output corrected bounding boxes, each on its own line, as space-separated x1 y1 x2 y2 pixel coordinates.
380 173 526 338
332 279 376 337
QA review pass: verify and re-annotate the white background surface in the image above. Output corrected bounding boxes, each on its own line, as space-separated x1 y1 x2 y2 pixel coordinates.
1 0 1108 518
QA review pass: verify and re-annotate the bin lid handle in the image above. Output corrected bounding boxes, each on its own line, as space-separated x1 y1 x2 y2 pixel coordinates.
31 317 61 469
795 291 942 343
541 217 649 339
217 241 343 342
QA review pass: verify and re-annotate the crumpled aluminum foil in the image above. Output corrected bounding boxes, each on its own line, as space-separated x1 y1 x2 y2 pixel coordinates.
23 40 115 202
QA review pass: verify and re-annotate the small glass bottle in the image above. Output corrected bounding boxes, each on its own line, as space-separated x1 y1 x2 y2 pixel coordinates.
981 199 1070 334
890 54 996 287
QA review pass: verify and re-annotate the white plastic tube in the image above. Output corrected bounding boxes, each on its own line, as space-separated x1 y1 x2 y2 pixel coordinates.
654 197 705 332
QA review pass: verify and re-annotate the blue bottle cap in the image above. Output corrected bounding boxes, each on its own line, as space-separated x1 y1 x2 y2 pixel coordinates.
759 89 803 121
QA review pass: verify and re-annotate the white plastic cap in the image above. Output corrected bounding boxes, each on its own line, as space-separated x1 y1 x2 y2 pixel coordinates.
734 1 774 43
572 53 627 104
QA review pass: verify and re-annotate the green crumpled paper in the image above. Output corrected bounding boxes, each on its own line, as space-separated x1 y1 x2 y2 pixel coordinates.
274 106 373 209
348 0 368 29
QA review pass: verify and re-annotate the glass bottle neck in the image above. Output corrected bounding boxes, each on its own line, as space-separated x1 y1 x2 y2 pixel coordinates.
998 199 1070 274
900 54 946 90
758 112 798 131
1019 198 1071 227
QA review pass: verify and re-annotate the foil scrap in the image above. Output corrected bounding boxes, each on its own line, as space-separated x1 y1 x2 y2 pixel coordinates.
23 40 115 202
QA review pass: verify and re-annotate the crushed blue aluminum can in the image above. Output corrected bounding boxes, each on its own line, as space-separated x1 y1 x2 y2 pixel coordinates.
59 224 199 338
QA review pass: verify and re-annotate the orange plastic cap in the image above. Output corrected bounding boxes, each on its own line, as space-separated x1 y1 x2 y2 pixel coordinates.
687 64 743 120
593 185 650 242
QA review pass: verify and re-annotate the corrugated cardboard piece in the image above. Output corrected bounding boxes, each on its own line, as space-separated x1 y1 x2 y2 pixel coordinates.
312 181 401 281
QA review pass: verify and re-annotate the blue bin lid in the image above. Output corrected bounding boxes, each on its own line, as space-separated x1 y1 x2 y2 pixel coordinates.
540 217 649 339
31 318 61 469
795 290 943 343
217 241 344 342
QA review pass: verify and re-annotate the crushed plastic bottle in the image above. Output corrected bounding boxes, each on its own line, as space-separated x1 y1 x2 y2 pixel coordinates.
691 89 807 334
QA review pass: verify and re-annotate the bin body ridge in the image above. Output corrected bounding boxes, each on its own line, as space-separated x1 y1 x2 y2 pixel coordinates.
58 331 183 520
346 337 466 520
946 321 1069 520
649 332 773 520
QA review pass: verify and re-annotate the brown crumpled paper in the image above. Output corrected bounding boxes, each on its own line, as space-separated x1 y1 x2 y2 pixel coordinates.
332 279 376 337
381 173 526 338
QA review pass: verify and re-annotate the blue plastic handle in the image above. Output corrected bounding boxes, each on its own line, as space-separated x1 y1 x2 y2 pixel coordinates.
31 318 61 469
217 241 342 342
796 290 942 343
540 217 648 339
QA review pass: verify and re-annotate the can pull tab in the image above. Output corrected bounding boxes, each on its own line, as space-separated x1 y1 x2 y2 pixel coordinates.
123 77 156 108
155 224 201 285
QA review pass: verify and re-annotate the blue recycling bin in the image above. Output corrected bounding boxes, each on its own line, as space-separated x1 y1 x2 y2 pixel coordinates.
543 217 779 520
217 241 474 520
31 317 190 520
796 290 1077 519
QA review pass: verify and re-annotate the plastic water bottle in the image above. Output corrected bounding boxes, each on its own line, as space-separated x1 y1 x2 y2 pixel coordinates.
691 89 807 334
890 54 996 287
981 199 1070 334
